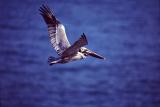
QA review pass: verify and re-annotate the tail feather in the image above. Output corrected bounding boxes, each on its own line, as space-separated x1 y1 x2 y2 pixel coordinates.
48 56 64 65
48 56 57 65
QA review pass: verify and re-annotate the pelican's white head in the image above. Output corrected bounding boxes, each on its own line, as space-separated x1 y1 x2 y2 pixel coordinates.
79 47 106 59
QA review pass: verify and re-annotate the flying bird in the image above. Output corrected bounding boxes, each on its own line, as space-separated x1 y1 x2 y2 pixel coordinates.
39 5 106 65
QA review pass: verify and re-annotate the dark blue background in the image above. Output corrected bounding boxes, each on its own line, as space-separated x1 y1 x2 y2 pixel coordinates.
0 0 160 107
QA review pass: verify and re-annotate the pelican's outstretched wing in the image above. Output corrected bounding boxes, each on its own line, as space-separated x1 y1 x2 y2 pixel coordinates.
62 33 88 57
39 5 71 56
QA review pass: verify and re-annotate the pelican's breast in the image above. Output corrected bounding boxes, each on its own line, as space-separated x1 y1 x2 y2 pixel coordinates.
71 52 86 61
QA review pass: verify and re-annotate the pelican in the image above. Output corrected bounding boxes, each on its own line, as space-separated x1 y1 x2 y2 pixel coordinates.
39 5 105 65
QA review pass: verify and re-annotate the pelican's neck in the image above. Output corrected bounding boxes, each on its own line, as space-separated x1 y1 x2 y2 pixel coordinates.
78 52 86 59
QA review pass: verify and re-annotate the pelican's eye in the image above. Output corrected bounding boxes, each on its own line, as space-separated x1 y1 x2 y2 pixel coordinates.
79 49 82 52
84 53 88 56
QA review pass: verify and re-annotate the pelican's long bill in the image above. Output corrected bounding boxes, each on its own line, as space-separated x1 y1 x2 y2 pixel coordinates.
87 50 106 60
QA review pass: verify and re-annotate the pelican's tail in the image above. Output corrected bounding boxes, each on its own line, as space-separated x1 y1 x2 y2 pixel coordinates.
48 56 58 65
48 56 64 65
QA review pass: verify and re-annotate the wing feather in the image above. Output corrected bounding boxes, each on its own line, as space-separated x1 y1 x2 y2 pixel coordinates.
39 4 71 56
62 33 88 57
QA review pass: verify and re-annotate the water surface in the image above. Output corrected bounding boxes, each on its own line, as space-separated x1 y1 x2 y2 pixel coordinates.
0 0 160 107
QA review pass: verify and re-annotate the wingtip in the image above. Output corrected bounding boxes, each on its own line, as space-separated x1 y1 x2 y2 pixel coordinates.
80 33 88 45
41 4 48 9
83 33 88 44
39 4 52 14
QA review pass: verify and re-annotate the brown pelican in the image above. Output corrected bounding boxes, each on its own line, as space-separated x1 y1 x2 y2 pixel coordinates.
39 5 105 65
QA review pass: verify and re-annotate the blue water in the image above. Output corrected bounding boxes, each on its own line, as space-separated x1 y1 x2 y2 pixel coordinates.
0 0 160 107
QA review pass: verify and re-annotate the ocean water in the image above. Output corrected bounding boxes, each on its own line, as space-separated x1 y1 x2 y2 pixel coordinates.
0 0 160 107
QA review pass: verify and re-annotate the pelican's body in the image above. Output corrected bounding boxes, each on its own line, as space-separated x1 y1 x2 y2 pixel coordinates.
39 5 105 65
48 52 86 65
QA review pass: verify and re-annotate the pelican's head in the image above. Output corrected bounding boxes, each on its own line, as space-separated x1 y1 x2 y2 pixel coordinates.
79 47 106 60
